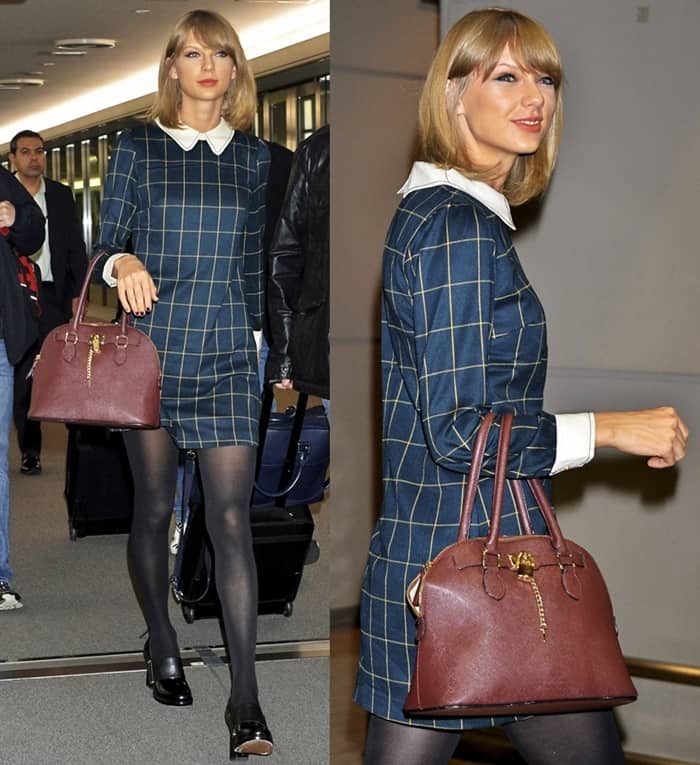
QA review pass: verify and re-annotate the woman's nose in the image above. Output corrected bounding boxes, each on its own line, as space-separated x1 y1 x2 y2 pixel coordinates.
522 76 544 106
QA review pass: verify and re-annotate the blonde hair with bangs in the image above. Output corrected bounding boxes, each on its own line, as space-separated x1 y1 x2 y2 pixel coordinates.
418 8 563 205
150 9 257 130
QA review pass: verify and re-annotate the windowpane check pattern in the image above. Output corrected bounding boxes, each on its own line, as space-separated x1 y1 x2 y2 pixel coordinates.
95 125 270 448
355 186 558 729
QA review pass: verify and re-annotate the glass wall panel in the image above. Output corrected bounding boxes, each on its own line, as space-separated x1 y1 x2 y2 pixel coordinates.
268 90 289 147
50 147 61 181
80 139 92 252
318 74 330 128
297 93 316 143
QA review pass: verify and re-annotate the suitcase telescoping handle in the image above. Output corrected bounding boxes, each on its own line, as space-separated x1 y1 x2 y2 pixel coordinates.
254 383 309 508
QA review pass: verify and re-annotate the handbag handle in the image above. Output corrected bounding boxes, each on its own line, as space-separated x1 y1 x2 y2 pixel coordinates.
70 250 129 335
456 411 496 541
510 479 534 534
484 413 515 553
253 444 310 499
457 412 571 556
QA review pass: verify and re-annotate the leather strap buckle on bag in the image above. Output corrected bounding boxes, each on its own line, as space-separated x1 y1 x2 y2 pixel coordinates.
403 412 637 717
481 549 502 569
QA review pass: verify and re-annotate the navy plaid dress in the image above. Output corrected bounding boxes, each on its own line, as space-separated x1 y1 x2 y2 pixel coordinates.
354 182 560 730
95 124 269 448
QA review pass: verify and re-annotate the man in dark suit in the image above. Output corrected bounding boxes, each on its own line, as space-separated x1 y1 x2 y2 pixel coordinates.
9 130 88 475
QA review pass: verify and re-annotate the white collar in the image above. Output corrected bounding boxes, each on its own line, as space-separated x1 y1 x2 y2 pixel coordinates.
156 118 234 155
398 161 515 230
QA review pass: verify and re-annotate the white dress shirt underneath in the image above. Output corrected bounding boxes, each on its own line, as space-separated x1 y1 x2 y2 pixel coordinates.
30 177 53 283
399 161 596 476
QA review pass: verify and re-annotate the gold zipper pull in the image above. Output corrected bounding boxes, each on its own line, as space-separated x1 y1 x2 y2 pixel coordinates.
90 333 103 354
509 551 547 640
86 333 104 387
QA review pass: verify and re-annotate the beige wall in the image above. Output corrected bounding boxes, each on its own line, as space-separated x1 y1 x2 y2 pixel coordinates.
443 0 700 375
442 1 700 758
331 0 700 758
330 0 440 611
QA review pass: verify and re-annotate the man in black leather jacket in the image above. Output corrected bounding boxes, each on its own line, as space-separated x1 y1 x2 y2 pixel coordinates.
265 125 329 402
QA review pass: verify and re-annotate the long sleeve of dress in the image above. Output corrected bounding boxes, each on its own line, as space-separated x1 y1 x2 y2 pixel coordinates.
405 200 557 477
242 141 270 332
94 132 138 260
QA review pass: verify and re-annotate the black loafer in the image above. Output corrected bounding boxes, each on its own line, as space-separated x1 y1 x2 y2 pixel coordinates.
143 640 193 706
225 701 273 759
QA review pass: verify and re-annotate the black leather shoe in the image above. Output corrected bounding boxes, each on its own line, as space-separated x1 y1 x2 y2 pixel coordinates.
143 640 192 706
20 454 41 475
225 701 273 759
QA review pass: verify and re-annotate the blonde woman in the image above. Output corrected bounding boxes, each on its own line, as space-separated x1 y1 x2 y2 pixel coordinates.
96 9 272 758
355 8 687 764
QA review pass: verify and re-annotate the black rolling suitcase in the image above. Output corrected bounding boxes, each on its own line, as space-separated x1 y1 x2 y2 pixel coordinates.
176 500 316 621
172 386 327 620
64 426 134 539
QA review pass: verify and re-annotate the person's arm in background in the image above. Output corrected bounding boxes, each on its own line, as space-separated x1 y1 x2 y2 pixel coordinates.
265 143 309 388
0 166 44 254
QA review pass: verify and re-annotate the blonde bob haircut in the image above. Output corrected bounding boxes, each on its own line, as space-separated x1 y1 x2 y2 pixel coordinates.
418 8 563 206
149 9 257 131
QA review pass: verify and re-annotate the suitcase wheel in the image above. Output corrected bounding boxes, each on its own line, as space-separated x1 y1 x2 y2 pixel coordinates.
182 604 196 624
283 601 293 618
305 540 320 565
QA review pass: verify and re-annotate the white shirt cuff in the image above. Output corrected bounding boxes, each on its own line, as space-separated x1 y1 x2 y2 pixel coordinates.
101 253 126 287
551 413 596 475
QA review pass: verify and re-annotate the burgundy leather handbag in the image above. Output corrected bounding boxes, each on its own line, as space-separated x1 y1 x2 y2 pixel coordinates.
28 252 161 429
404 412 637 717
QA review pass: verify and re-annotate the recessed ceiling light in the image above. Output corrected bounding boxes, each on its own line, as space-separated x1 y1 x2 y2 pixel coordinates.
0 77 45 88
233 1 317 3
54 38 117 50
134 8 151 14
42 62 56 67
51 50 87 56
